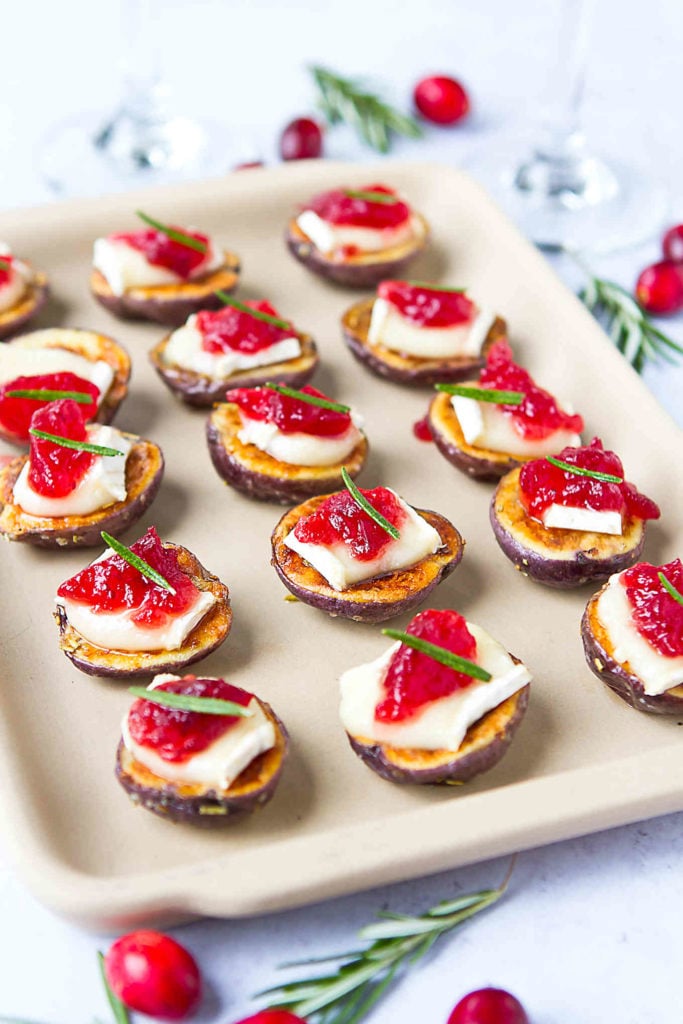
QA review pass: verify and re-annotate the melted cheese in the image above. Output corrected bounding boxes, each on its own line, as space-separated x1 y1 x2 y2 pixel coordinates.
296 210 420 256
237 412 363 467
93 236 224 295
368 297 494 359
163 316 301 378
452 394 582 457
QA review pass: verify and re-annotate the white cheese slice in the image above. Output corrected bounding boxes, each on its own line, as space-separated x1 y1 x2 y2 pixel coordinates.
237 412 363 467
93 235 224 296
296 210 419 256
0 339 114 398
12 425 132 517
284 490 441 591
340 623 531 751
121 674 276 788
542 504 623 536
452 394 582 457
596 573 683 696
367 296 494 359
162 315 301 379
0 243 33 313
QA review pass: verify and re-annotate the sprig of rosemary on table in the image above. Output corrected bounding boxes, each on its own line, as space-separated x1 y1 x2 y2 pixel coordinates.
97 952 130 1024
310 65 422 154
258 864 512 1023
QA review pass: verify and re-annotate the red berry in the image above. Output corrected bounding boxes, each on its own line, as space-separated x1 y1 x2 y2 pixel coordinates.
413 75 470 125
280 117 323 161
232 1013 307 1024
234 161 264 171
635 260 683 315
104 930 201 1021
662 224 683 262
448 987 529 1024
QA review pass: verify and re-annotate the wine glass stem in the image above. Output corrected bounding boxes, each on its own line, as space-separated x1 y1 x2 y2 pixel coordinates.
536 0 594 160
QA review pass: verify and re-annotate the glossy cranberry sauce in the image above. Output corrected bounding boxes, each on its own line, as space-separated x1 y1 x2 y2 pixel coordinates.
128 676 252 763
0 254 15 288
304 184 410 228
376 609 478 722
412 415 433 441
197 301 292 355
621 559 683 657
519 438 660 524
111 228 210 279
227 384 352 437
57 527 199 628
293 486 406 562
480 340 584 439
378 280 474 328
27 399 95 497
0 373 99 443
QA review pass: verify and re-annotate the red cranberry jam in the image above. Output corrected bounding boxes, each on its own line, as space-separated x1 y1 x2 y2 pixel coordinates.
227 384 351 437
111 227 210 279
304 184 410 229
621 559 683 657
196 301 293 355
378 280 474 328
0 372 99 443
294 486 406 562
27 399 94 497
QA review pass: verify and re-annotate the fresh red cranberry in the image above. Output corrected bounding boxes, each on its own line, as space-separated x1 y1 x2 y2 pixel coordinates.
662 224 683 262
635 261 683 315
280 117 323 161
232 1013 307 1024
104 930 201 1021
233 161 264 171
447 987 529 1024
413 75 470 125
413 415 433 441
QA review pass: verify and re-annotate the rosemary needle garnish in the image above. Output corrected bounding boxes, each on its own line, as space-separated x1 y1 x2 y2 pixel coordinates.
215 290 291 330
128 686 253 718
382 628 492 681
435 383 525 405
407 281 466 293
545 455 623 484
658 571 683 607
264 382 350 414
135 210 207 253
98 951 131 1024
100 531 176 595
0 258 11 272
341 467 400 540
7 388 92 404
344 189 400 205
29 428 123 457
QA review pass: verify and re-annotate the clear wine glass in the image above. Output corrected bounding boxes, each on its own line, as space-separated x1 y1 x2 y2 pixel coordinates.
466 0 668 253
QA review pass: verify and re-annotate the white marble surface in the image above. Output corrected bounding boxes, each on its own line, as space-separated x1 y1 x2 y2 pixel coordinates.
1 1 682 1021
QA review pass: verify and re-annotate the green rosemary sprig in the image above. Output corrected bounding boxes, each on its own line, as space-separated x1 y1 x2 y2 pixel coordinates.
28 428 123 457
135 211 207 254
382 628 492 681
97 952 131 1024
310 65 422 154
101 531 176 595
258 865 512 1023
435 383 525 405
658 571 683 606
0 258 12 272
215 291 291 330
545 455 622 484
265 383 350 414
128 686 252 718
341 468 400 540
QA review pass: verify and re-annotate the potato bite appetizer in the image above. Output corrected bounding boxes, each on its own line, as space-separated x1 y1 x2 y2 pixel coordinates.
0 244 49 340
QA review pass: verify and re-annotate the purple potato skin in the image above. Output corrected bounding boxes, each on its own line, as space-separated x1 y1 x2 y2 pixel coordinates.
285 215 429 289
115 705 289 826
0 275 50 341
347 685 530 784
428 393 525 481
581 591 683 715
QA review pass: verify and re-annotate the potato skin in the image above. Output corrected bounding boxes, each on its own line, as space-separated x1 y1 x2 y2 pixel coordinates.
285 215 429 288
581 585 683 714
206 401 368 504
0 269 49 341
0 437 164 547
341 299 507 387
428 391 530 481
271 495 465 622
490 467 646 588
90 250 241 327
55 542 232 678
149 331 319 408
347 684 529 784
115 701 288 825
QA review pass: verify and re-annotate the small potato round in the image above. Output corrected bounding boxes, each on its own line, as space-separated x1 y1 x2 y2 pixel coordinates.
149 330 319 408
90 250 241 327
341 299 507 387
347 684 529 785
206 401 368 504
428 390 530 481
55 542 232 678
490 467 646 589
116 701 289 825
0 267 50 341
581 585 683 715
271 495 465 623
0 436 164 548
285 214 429 288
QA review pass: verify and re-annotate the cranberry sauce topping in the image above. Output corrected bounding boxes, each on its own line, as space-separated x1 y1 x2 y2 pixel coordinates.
227 384 352 437
519 437 661 524
293 487 407 562
196 301 293 355
378 280 474 328
0 254 15 288
128 676 253 764
376 609 478 722
111 228 210 279
413 415 433 441
304 184 410 228
479 339 584 439
621 559 683 657
27 399 95 497
57 527 199 628
0 373 99 443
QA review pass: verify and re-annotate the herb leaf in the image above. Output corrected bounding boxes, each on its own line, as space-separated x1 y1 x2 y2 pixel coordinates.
98 951 131 1024
381 628 492 681
7 388 93 404
264 383 350 414
406 281 466 293
28 428 124 457
658 571 683 607
545 455 623 484
128 686 253 718
215 291 291 330
100 531 176 595
0 258 11 272
341 468 400 541
135 210 207 253
344 190 400 205
436 383 525 405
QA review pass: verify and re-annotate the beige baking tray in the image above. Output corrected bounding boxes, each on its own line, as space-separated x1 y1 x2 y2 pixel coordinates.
1 161 681 931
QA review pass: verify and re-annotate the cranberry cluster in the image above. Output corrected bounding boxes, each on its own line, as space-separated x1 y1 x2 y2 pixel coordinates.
635 225 683 315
